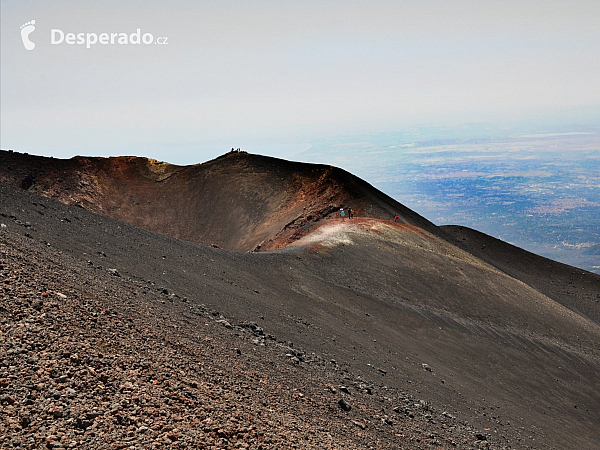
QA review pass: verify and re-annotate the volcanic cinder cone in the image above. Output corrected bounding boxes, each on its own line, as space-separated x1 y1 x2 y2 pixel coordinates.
1 149 599 449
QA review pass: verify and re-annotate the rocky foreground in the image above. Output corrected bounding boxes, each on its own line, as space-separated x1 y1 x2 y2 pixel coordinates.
1 228 503 449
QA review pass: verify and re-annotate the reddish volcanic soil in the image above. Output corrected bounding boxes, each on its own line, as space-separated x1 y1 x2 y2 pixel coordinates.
1 150 600 449
0 151 439 252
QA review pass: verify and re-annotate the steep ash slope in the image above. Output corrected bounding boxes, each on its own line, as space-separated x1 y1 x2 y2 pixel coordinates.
0 150 439 251
443 225 600 326
2 184 509 450
2 183 599 449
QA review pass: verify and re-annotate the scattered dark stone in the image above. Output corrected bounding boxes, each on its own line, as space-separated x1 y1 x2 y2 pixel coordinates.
76 417 93 430
20 175 35 190
20 415 31 428
338 398 351 411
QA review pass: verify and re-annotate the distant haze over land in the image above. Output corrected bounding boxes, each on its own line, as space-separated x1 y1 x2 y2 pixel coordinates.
297 123 600 274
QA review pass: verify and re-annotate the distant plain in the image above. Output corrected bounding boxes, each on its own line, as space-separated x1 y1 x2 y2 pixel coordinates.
299 126 600 273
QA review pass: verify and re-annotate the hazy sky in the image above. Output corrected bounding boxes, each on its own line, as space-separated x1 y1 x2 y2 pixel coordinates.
2 0 599 164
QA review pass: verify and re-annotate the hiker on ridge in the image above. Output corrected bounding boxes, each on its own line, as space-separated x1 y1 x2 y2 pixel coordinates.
394 214 399 222
340 208 346 219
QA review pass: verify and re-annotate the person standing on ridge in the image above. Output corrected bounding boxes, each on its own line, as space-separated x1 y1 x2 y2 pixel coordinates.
394 214 399 222
340 208 346 219
349 208 354 219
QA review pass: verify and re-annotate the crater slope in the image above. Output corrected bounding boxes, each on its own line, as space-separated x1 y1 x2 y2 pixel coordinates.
0 150 438 252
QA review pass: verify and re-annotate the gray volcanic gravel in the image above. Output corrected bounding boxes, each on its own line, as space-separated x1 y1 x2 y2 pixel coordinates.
0 208 506 448
3 178 599 450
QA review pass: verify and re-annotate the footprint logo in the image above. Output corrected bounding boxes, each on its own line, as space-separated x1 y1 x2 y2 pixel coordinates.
20 20 36 50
